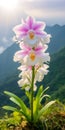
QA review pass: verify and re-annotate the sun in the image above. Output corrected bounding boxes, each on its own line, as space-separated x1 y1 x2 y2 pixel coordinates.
0 0 18 11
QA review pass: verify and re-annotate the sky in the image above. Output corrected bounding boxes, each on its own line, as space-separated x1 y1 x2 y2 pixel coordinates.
0 0 65 54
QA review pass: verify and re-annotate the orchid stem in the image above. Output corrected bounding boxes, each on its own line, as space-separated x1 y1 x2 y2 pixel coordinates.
31 66 35 122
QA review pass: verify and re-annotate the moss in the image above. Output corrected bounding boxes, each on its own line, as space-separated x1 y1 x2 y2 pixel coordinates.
0 101 65 130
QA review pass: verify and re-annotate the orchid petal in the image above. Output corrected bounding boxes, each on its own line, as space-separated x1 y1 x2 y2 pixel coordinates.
42 53 50 62
20 43 32 51
34 45 44 52
35 31 46 37
16 32 28 39
26 16 35 29
13 24 29 35
33 22 46 31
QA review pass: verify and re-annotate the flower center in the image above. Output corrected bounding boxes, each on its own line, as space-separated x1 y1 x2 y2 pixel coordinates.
30 52 36 61
29 31 35 39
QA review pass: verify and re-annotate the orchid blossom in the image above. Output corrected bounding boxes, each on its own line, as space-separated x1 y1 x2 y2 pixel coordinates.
13 16 51 47
13 43 50 66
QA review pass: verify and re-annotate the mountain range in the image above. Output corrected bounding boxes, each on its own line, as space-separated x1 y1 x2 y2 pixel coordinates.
0 24 65 110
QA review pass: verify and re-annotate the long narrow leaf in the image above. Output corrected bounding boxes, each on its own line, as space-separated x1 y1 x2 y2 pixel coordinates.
33 86 43 121
3 105 31 121
4 91 30 119
40 86 49 98
38 100 56 118
3 106 18 112
33 86 43 113
36 86 43 99
4 91 27 111
25 91 31 101
40 94 50 102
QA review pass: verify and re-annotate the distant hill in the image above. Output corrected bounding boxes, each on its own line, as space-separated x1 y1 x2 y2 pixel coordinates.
45 24 65 54
43 47 65 103
0 44 19 85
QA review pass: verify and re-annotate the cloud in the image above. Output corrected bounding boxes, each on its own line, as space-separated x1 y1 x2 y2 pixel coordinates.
25 8 65 18
24 0 65 25
0 36 13 53
2 36 13 46
2 37 8 43
0 0 65 31
23 0 65 10
0 46 5 54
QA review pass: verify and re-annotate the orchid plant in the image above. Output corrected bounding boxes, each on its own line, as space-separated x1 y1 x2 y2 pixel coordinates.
3 16 55 123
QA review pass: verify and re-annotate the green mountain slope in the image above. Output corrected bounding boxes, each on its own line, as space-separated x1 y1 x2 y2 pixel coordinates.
43 47 65 102
45 25 65 53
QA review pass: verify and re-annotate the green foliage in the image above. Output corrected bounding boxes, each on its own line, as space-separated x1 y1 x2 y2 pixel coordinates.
0 101 65 130
41 100 65 130
33 86 52 122
3 86 55 124
38 101 55 119
0 112 22 130
3 91 31 121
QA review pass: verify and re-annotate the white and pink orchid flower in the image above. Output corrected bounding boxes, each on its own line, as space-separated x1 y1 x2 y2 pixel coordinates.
13 16 50 46
13 43 49 66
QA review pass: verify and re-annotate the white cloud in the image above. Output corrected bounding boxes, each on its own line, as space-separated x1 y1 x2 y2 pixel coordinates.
2 36 13 46
0 0 65 26
22 0 65 25
2 37 8 43
26 8 65 18
0 36 13 52
25 8 65 25
25 9 44 18
0 46 5 54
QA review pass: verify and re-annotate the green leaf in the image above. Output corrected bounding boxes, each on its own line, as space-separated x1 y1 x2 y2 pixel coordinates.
33 86 43 121
36 85 43 99
26 91 31 100
3 106 18 112
4 91 30 121
38 100 56 118
4 91 27 111
33 86 51 122
40 86 49 98
33 85 43 112
40 94 51 102
25 91 31 105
